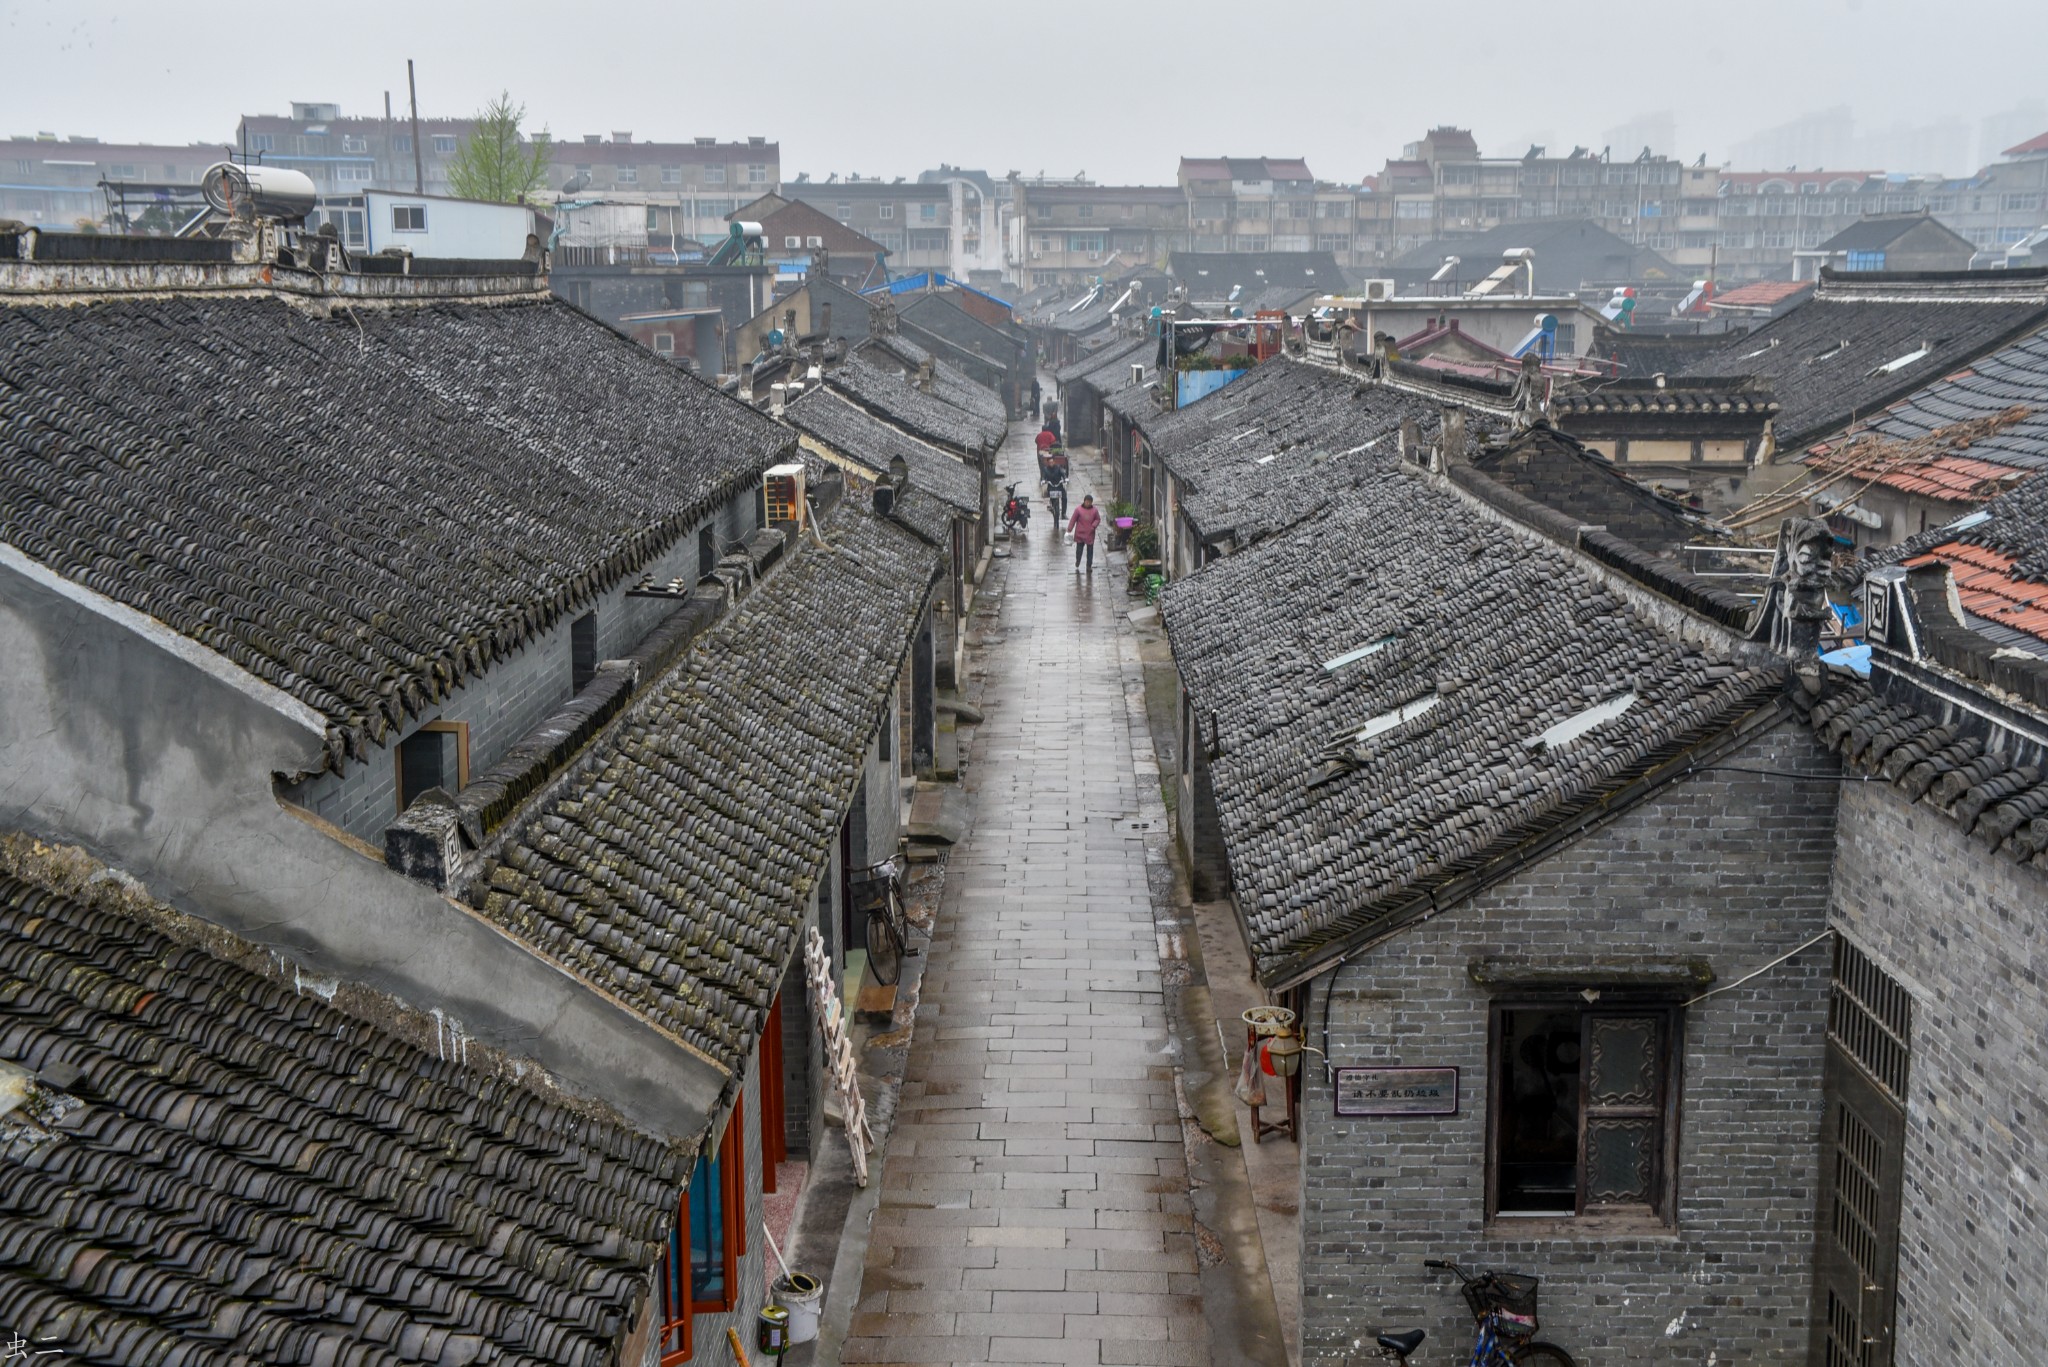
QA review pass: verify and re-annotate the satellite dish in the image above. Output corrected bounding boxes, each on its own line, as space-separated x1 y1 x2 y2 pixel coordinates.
560 173 590 196
767 328 786 349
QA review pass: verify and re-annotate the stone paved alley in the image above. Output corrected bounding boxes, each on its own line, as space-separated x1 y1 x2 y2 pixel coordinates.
838 423 1225 1367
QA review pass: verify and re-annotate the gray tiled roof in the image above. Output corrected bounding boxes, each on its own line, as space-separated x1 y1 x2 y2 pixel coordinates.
1055 334 1151 387
856 336 1008 433
1676 272 2048 445
1807 678 2048 869
1170 252 1344 300
1138 358 1489 548
0 862 681 1367
0 294 790 772
785 387 982 512
1164 466 1781 986
830 347 1006 453
472 498 942 1077
1842 323 2048 477
1467 426 1712 557
1885 472 2048 585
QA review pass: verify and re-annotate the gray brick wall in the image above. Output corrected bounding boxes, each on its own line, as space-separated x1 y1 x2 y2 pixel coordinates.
291 489 758 843
1298 719 1839 1366
1829 779 2048 1367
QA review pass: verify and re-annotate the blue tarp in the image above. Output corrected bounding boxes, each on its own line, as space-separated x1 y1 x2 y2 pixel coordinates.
861 271 1014 310
1820 644 1872 677
1176 367 1249 407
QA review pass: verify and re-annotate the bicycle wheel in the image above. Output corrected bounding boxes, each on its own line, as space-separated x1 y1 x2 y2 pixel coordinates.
866 907 903 985
1509 1342 1576 1367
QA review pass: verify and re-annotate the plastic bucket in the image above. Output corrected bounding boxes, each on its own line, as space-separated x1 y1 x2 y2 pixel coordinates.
773 1272 824 1344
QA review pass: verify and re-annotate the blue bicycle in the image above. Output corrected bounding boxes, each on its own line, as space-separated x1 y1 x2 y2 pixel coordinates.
1370 1260 1576 1367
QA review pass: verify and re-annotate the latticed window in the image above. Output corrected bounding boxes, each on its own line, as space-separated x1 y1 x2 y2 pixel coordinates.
1492 1005 1679 1221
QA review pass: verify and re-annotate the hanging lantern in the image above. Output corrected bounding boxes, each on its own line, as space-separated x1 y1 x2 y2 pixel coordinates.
1260 1032 1303 1079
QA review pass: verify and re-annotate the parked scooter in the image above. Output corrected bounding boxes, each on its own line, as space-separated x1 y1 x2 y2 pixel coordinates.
1001 482 1032 533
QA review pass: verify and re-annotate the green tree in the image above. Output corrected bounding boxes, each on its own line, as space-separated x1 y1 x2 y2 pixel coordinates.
446 92 552 203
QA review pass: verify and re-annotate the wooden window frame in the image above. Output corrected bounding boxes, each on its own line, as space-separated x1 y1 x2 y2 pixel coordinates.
761 995 788 1191
657 1189 693 1364
394 720 470 812
657 1086 752 1365
692 1110 742 1315
1484 999 1683 1227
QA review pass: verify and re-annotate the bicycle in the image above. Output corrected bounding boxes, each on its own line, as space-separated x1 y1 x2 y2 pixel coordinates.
1369 1260 1575 1367
848 858 911 985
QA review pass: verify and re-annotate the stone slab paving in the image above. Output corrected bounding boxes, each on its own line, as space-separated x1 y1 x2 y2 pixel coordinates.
839 425 1212 1367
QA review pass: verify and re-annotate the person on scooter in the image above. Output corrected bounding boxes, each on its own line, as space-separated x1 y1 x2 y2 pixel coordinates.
1044 451 1069 524
1068 493 1101 574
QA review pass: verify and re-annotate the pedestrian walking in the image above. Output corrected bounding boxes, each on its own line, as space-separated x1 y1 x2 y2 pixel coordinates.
1029 377 1042 418
1068 493 1101 574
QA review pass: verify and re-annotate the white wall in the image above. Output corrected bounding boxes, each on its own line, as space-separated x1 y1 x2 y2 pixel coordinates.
365 191 535 258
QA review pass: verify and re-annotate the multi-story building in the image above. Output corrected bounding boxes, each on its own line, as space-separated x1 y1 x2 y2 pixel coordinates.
234 101 476 197
786 177 957 278
1178 155 1318 254
916 165 1008 284
549 134 779 244
1926 131 2048 256
0 134 224 229
1007 182 1186 287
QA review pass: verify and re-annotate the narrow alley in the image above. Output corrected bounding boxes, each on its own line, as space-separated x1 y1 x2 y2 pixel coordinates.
839 425 1218 1367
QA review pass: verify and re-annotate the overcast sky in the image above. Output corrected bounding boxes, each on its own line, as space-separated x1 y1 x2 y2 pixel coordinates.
4 0 2044 182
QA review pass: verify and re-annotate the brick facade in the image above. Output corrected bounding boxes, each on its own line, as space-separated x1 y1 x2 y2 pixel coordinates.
1828 779 2048 1367
1298 720 1840 1365
291 489 760 842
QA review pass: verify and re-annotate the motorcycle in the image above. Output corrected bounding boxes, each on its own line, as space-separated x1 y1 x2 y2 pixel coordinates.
1001 482 1032 533
1042 457 1069 528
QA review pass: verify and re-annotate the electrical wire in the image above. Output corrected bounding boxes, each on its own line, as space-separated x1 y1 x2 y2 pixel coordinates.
1682 927 1834 1007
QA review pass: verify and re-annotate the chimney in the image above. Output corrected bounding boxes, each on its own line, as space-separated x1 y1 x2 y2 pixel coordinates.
741 362 756 404
1441 409 1468 467
873 481 896 516
1131 363 1144 387
770 382 787 417
819 301 832 336
1398 417 1422 468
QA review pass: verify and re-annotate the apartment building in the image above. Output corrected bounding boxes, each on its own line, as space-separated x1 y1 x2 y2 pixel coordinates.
786 177 957 277
234 101 475 197
550 134 779 243
1178 155 1319 253
1008 182 1186 286
1929 131 2048 256
0 134 222 228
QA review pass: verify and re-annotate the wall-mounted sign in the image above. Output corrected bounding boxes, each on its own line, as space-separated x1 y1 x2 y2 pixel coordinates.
1335 1065 1459 1117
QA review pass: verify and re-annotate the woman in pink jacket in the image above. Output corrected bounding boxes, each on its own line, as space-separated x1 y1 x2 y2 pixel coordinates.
1068 494 1102 574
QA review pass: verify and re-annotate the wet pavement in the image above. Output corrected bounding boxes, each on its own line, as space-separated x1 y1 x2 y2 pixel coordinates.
838 423 1214 1366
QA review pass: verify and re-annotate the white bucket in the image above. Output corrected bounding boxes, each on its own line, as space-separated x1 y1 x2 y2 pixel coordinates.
773 1272 823 1344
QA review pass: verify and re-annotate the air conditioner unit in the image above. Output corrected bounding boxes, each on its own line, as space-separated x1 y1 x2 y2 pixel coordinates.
762 462 806 530
1362 279 1396 302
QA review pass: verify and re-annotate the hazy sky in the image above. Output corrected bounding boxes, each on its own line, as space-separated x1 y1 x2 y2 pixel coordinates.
4 0 2044 182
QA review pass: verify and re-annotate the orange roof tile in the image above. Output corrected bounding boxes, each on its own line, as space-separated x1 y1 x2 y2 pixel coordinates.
1907 541 2048 641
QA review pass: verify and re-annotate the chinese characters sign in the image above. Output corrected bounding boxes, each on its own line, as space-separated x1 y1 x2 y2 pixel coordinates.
1334 1065 1459 1117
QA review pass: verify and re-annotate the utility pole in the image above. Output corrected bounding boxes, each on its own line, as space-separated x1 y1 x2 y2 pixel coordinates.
407 60 425 194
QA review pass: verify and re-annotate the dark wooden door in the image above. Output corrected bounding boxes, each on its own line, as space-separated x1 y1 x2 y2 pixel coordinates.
1810 938 1910 1367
